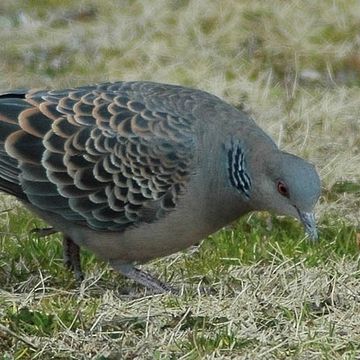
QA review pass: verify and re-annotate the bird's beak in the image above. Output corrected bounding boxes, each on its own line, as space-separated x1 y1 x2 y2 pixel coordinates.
298 211 318 241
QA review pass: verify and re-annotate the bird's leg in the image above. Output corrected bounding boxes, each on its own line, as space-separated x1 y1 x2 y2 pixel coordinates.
110 261 178 295
63 235 84 282
31 228 83 282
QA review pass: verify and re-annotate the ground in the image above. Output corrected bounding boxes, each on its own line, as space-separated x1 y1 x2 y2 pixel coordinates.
0 0 359 359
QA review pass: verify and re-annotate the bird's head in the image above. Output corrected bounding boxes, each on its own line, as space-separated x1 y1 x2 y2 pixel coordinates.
226 138 321 239
253 151 321 239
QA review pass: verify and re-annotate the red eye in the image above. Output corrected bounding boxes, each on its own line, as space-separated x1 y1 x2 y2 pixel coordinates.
277 181 289 198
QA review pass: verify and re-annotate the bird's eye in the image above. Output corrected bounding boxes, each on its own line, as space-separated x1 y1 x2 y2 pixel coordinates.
277 181 289 198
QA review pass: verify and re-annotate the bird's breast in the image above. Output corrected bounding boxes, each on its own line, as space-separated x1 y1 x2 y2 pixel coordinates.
74 176 249 263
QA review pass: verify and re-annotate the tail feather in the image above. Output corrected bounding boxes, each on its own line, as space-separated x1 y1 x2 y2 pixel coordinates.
0 97 30 124
0 95 32 200
0 157 18 181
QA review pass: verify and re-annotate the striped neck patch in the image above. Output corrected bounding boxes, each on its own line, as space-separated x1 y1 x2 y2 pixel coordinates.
227 141 252 199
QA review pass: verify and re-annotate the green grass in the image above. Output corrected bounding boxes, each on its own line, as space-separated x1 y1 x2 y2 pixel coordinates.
0 205 359 359
0 0 359 358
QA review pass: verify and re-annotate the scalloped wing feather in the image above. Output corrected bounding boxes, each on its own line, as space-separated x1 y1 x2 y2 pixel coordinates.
0 82 196 231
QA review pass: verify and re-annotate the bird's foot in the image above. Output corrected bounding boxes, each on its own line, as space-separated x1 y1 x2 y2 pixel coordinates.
31 227 58 237
110 261 178 295
63 236 84 282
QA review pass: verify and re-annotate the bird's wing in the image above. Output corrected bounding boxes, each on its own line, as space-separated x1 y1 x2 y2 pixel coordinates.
0 82 196 231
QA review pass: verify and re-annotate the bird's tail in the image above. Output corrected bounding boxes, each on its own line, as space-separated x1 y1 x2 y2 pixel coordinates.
0 93 29 199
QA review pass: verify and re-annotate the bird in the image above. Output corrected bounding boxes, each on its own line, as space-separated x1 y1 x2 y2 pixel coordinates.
0 81 321 293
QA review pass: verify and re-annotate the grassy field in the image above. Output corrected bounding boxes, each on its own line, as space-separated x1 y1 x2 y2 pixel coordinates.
0 0 359 358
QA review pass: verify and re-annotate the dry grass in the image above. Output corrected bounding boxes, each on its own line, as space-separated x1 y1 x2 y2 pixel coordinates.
2 259 360 359
0 0 359 358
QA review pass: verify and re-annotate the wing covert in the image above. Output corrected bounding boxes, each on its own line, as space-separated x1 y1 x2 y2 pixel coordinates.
4 83 196 231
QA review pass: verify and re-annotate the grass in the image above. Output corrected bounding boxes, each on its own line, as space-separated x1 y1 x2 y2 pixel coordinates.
0 0 359 358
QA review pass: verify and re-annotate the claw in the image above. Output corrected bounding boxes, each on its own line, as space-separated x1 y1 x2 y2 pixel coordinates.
110 261 178 294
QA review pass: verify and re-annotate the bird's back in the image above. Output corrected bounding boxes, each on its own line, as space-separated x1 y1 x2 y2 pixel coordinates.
0 81 247 237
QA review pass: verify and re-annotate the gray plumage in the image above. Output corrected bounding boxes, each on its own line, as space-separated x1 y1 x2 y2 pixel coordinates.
0 81 321 292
